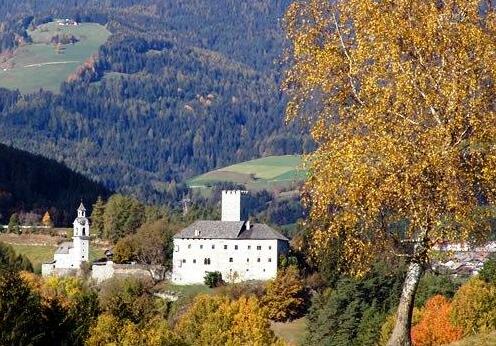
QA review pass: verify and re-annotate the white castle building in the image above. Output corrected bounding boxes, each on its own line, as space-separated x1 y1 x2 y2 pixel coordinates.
172 190 289 284
42 203 90 276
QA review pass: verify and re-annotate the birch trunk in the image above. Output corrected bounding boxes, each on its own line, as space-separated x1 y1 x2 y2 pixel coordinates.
386 260 424 346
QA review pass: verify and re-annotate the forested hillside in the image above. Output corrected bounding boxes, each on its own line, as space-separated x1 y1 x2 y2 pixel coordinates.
0 143 109 225
0 0 310 202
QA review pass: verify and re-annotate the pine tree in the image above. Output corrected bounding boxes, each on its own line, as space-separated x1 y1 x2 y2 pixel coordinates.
91 196 105 238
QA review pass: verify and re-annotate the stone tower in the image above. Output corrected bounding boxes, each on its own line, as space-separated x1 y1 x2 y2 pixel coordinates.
221 190 246 221
72 202 90 267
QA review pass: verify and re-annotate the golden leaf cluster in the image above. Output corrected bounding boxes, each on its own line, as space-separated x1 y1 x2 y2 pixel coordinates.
284 0 496 274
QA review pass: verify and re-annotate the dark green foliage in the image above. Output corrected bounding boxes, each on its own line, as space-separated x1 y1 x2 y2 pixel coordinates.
0 143 110 225
479 254 496 284
305 262 405 346
103 194 145 243
91 196 106 238
0 269 44 345
204 271 223 288
0 241 33 271
0 1 309 203
415 272 462 308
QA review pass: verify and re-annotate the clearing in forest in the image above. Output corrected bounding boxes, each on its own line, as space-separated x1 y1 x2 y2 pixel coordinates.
0 21 110 93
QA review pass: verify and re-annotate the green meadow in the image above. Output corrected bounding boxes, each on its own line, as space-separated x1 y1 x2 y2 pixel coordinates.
0 21 110 93
187 155 306 191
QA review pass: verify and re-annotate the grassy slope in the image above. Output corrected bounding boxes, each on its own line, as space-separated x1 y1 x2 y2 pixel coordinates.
271 317 307 346
188 155 306 190
0 21 110 93
9 243 104 269
449 332 496 346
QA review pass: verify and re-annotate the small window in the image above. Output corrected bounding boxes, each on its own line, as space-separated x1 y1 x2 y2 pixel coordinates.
268 258 272 262
200 245 203 249
248 245 251 250
269 246 272 250
193 259 196 264
235 245 238 250
257 258 261 262
204 258 211 265
247 258 249 262
212 244 215 249
263 269 266 272
229 258 233 262
246 269 249 271
182 259 186 263
256 245 261 250
188 244 191 249
224 245 228 250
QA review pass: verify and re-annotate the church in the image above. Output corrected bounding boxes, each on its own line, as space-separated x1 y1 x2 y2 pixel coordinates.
172 190 290 284
42 202 90 276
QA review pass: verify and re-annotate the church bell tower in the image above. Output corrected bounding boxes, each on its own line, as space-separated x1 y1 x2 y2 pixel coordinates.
73 202 90 267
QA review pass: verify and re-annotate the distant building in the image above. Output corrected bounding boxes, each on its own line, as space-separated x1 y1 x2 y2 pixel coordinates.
172 190 290 284
42 203 90 276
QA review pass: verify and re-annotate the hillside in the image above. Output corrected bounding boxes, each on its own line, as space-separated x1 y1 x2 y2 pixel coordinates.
0 1 311 202
0 143 109 225
188 155 306 191
0 21 110 93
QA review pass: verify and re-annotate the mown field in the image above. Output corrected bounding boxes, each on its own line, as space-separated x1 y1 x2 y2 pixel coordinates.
0 21 110 93
9 243 105 270
187 155 306 191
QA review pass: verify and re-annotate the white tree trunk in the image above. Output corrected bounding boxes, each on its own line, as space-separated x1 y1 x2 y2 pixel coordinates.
387 260 424 346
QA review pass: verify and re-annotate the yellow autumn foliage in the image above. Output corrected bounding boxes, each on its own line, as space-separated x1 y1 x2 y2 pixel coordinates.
175 294 283 346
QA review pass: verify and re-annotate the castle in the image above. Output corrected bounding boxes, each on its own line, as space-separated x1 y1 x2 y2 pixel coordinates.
42 203 90 276
172 190 289 284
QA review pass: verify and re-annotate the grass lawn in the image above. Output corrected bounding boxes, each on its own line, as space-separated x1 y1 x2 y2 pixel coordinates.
449 332 496 346
187 155 306 191
0 21 110 93
271 317 307 345
10 243 104 269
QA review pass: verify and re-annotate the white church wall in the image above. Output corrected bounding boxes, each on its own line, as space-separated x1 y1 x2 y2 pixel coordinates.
172 238 280 284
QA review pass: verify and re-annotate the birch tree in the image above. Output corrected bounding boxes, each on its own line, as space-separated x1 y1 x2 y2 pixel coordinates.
283 1 496 344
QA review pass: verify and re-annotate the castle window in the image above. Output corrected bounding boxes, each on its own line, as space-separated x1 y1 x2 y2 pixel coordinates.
182 259 186 263
188 244 191 249
256 245 261 250
224 245 228 250
235 245 238 250
193 259 196 264
248 245 251 250
204 258 211 265
268 258 272 262
212 244 215 249
200 245 203 249
257 258 261 262
229 258 233 262
269 246 272 250
247 258 249 262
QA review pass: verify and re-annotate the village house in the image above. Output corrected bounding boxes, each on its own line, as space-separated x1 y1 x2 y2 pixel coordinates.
172 190 290 284
42 203 90 276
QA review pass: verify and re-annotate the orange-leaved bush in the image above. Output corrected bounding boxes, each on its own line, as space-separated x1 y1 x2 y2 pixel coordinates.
411 295 462 346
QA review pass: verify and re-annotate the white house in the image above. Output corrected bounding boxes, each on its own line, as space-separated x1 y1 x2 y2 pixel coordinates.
42 203 90 276
172 190 289 284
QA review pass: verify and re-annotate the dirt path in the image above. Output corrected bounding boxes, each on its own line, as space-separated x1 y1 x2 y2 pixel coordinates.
24 61 79 68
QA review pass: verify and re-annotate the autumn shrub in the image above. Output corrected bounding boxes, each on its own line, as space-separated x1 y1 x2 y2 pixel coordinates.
378 308 422 346
112 235 137 263
411 295 462 345
451 278 496 335
263 265 307 322
175 294 281 345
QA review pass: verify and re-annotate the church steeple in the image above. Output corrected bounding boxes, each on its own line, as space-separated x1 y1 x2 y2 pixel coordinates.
78 201 86 217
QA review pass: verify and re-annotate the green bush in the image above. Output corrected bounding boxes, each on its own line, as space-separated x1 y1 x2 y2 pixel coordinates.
204 271 223 288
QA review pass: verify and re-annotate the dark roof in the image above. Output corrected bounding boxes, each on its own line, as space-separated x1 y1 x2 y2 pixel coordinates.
174 221 245 239
55 241 73 254
238 223 289 241
174 220 288 241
